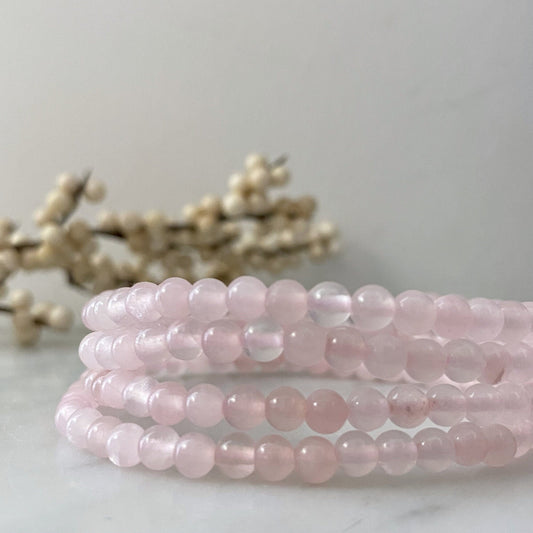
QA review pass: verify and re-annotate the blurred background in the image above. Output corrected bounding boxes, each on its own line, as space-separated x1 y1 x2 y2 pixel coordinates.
1 0 532 310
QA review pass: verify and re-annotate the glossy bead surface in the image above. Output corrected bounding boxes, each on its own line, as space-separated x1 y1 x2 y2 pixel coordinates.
94 334 117 369
483 424 517 467
465 383 503 425
155 277 191 320
351 285 395 331
227 276 266 321
139 425 179 470
388 385 428 428
325 326 366 373
434 294 472 339
106 423 144 467
186 384 225 427
347 387 389 431
100 370 139 409
65 407 101 448
123 376 157 417
78 332 103 369
216 432 255 479
189 278 228 322
336 431 378 477
202 319 243 364
394 290 436 335
448 422 488 466
414 428 454 473
468 298 504 342
376 430 417 476
498 301 531 344
166 318 204 361
265 279 307 325
223 386 265 429
295 436 338 484
405 338 446 382
148 381 187 425
306 389 348 434
255 435 295 482
308 281 351 327
284 321 327 367
365 334 407 379
86 416 120 457
243 316 283 362
134 326 170 365
175 432 215 478
444 339 485 383
427 384 466 426
505 342 533 383
125 282 161 322
480 342 509 384
112 331 143 370
265 386 306 431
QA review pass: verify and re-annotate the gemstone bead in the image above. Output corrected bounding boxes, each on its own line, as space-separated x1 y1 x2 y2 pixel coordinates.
468 298 504 342
148 381 187 425
427 384 466 426
175 432 215 478
414 428 454 473
448 422 488 466
325 326 366 373
365 334 407 379
186 384 225 427
189 278 228 322
388 385 428 428
223 385 265 429
284 321 327 367
347 387 389 431
351 285 395 331
307 281 351 327
394 290 436 335
166 318 204 361
295 436 338 484
86 416 120 457
306 389 348 434
139 425 179 470
405 338 446 382
483 424 517 467
265 386 306 431
433 294 472 339
265 280 307 325
227 276 266 321
202 319 243 364
444 339 485 383
336 431 378 477
125 281 161 323
243 316 284 362
155 277 191 320
376 430 417 476
216 432 255 479
106 423 144 467
255 435 295 481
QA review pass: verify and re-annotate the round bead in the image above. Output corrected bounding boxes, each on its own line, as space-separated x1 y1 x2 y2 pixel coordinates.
216 432 255 479
505 342 533 383
497 382 530 424
465 383 503 426
55 401 88 436
483 424 517 467
414 428 454 473
100 370 139 409
123 376 157 417
265 386 306 431
325 326 366 373
427 384 466 426
444 339 485 383
189 278 228 322
307 281 351 327
223 386 265 430
155 277 191 320
347 387 389 431
186 384 225 427
448 422 488 466
202 319 243 364
365 333 407 379
497 301 531 344
295 436 338 484
125 282 161 322
148 381 187 425
86 416 120 457
65 407 101 448
387 385 428 428
227 276 266 321
106 288 135 327
166 318 204 361
479 342 509 384
335 431 378 477
376 430 417 476
175 432 216 478
106 423 144 467
134 326 171 365
284 321 327 367
405 338 446 382
511 420 533 457
94 334 117 369
468 298 504 342
433 294 472 339
255 435 295 481
306 389 348 434
139 425 179 470
111 331 143 370
243 316 283 362
351 285 395 331
393 290 436 335
78 332 103 369
265 280 307 325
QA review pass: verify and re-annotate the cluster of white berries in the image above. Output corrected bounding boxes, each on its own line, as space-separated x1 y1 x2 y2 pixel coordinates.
0 153 338 345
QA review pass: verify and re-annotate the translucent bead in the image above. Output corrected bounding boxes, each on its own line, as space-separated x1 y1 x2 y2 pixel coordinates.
448 422 488 466
284 321 327 367
325 326 366 373
511 420 533 457
155 277 191 320
414 428 454 473
243 316 283 362
175 432 216 478
295 436 338 484
134 326 171 365
351 285 395 331
82 291 115 330
223 386 265 430
106 288 135 327
347 387 389 431
106 423 144 467
216 432 255 479
434 294 472 339
387 385 428 428
65 407 101 448
78 332 103 369
265 386 306 431
405 338 446 382
497 301 531 344
465 383 503 426
504 342 533 383
125 281 161 322
444 339 485 383
123 376 157 417
393 290 436 335
427 384 466 426
112 330 143 370
306 389 348 434
99 370 138 409
307 282 351 327
265 279 307 325
497 383 530 424
189 278 228 322
483 424 517 467
468 298 504 342
86 416 120 457
166 318 204 361
255 435 295 482
202 319 243 364
376 430 417 476
227 276 266 321
94 334 118 369
479 342 509 384
186 384 224 427
365 334 407 379
148 381 187 425
139 425 179 471
55 402 87 436
336 431 378 477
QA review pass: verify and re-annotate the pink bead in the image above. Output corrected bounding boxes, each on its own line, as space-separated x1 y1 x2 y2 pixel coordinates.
86 416 120 457
284 320 327 367
483 424 517 467
295 436 338 484
468 298 504 342
123 376 157 417
134 326 171 365
95 334 118 369
106 423 144 467
351 285 395 332
189 278 228 322
505 342 533 383
148 381 187 425
376 430 417 476
434 295 472 339
448 422 488 466
347 386 389 431
125 281 161 322
175 432 216 478
106 288 135 327
325 326 366 373
465 383 503 425
223 386 265 429
497 301 531 343
414 428 454 473
65 407 101 448
427 384 466 426
511 420 533 457
306 389 348 434
82 291 115 330
479 342 509 384
78 332 103 369
265 279 307 325
255 435 295 482
216 432 255 479
99 370 138 409
444 339 485 383
155 277 191 320
308 281 351 327
166 318 204 361
387 385 428 428
139 425 179 471
227 276 266 321
243 316 283 362
336 431 378 477
394 290 436 335
186 384 224 427
265 386 306 431
497 382 530 424
55 402 88 436
365 333 407 379
202 319 243 364
405 338 446 382
112 331 143 370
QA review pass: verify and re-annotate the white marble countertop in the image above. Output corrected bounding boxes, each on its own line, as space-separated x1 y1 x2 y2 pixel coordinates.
1 327 532 533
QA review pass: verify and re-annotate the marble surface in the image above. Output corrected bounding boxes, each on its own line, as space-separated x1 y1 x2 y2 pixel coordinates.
1 327 533 533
